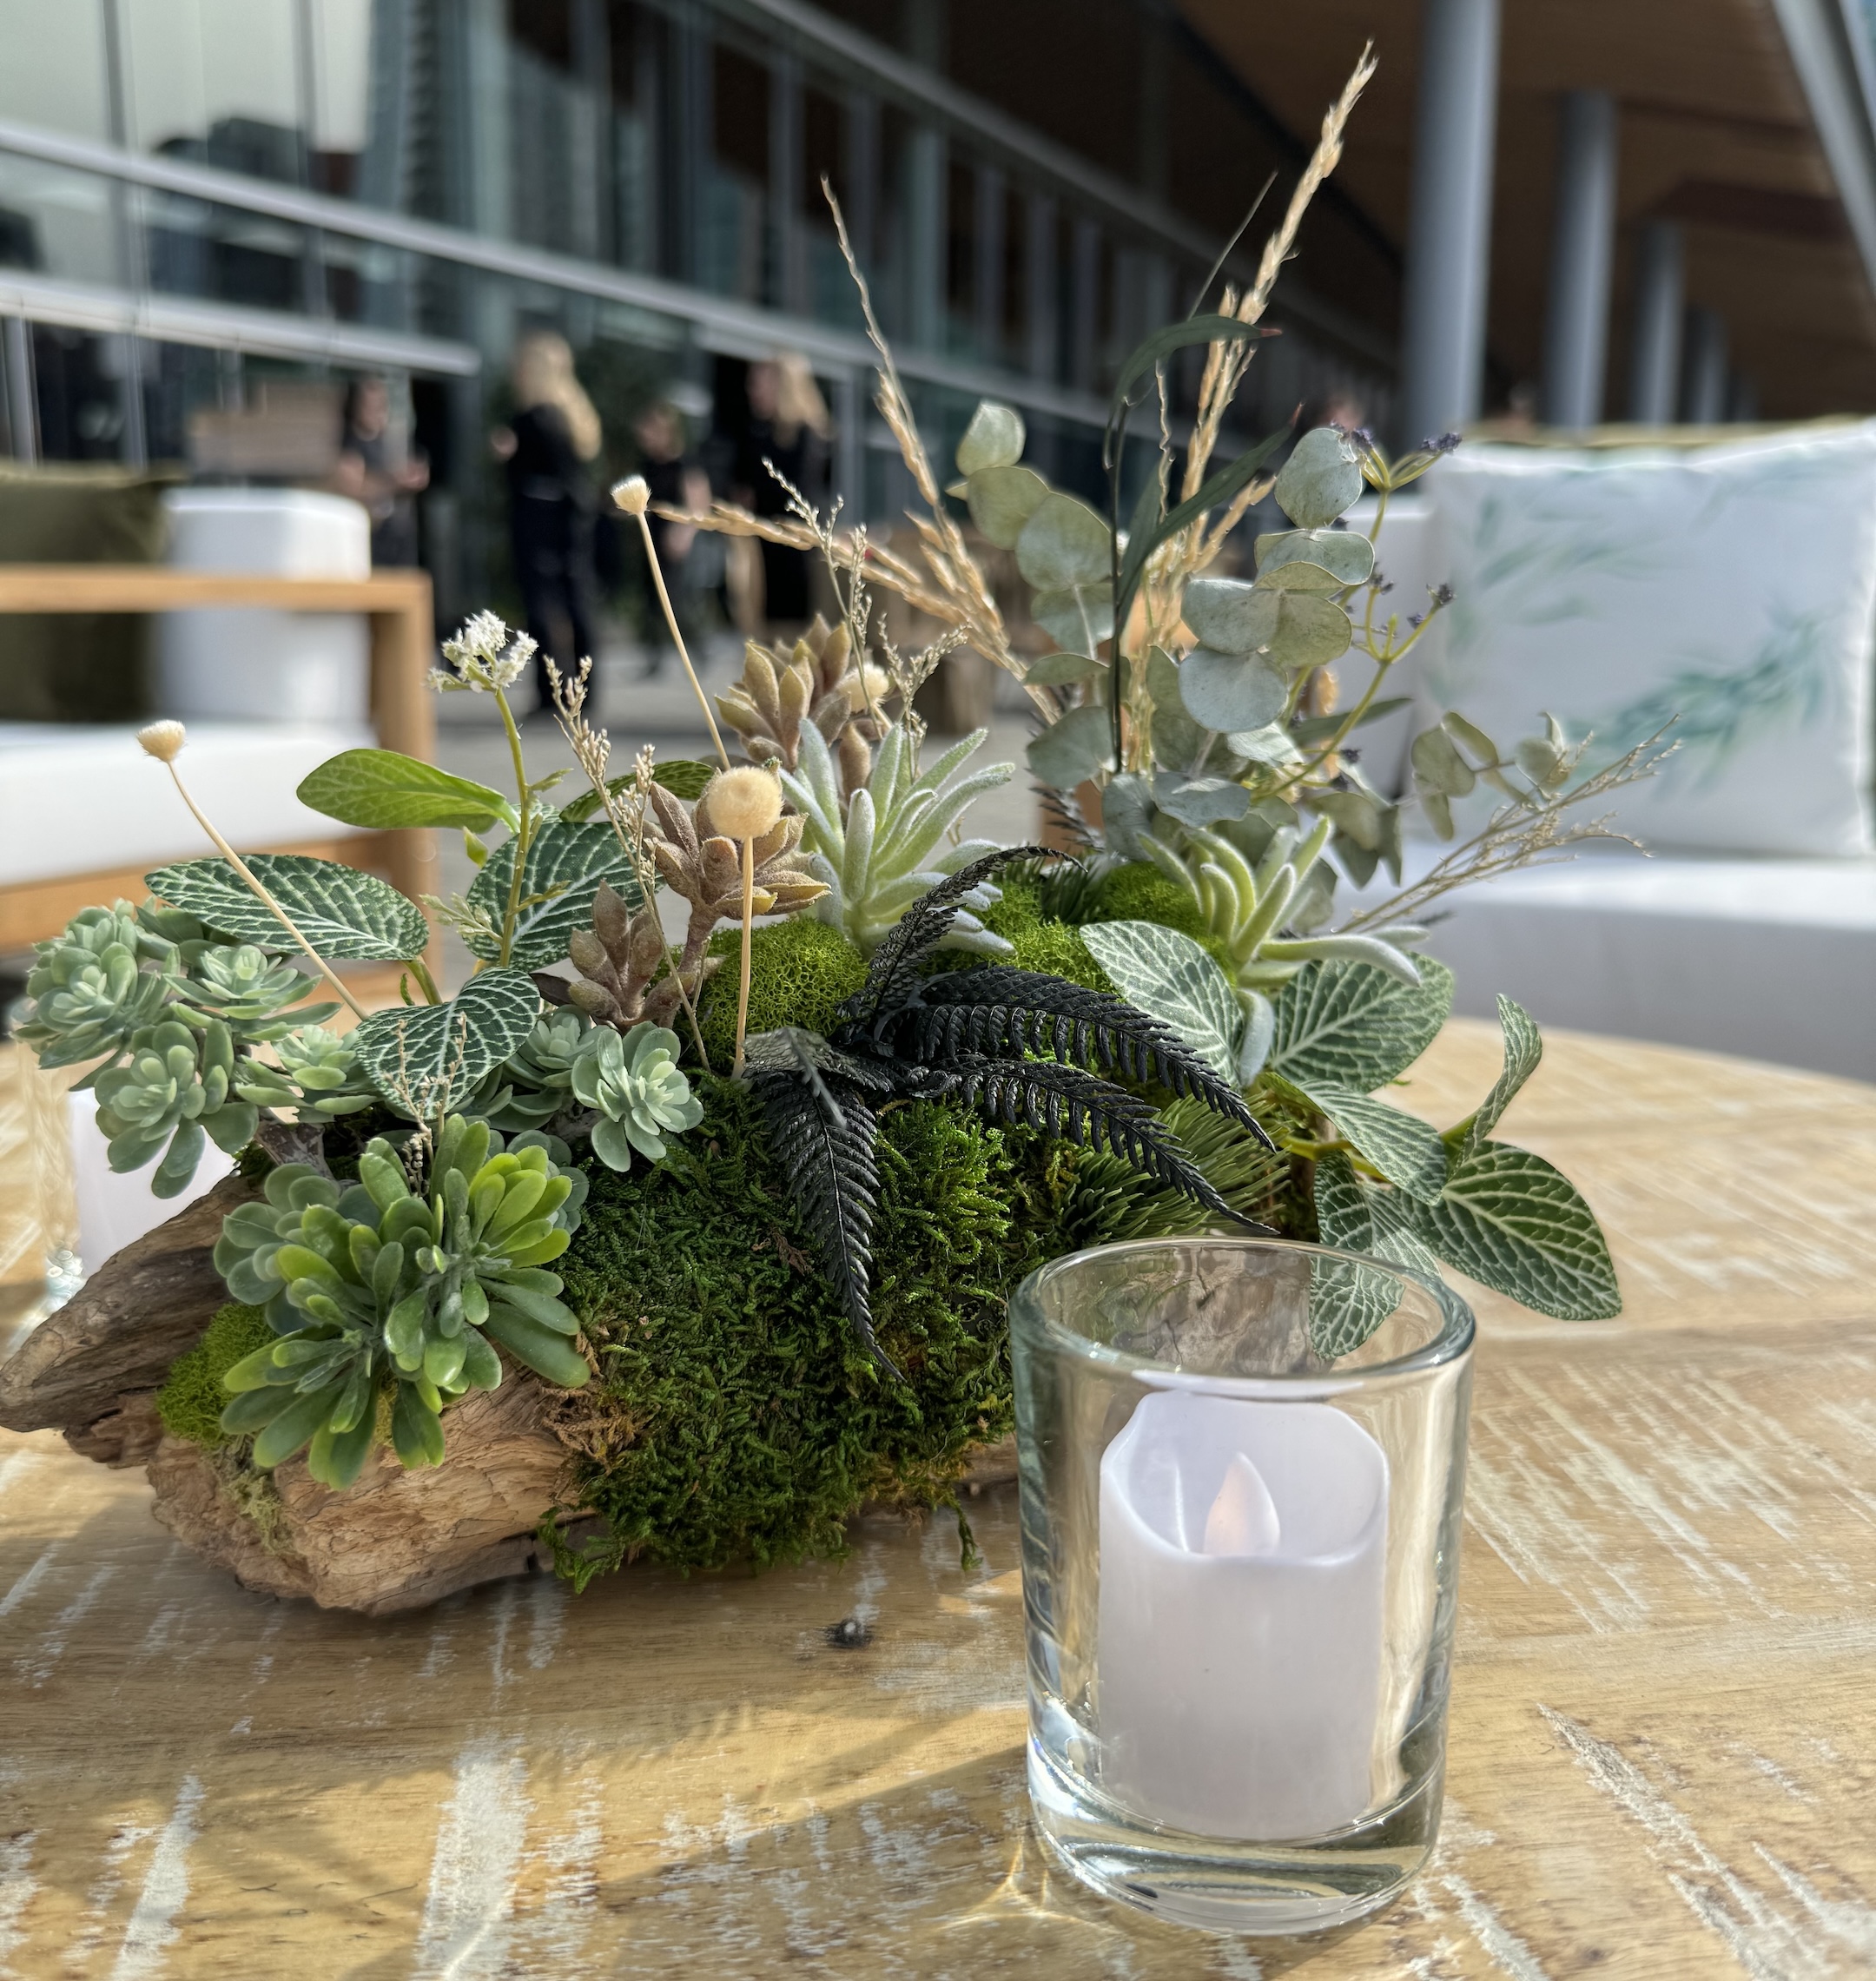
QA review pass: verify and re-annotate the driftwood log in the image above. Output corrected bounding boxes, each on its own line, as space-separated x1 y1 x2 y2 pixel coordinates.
0 1188 1019 1614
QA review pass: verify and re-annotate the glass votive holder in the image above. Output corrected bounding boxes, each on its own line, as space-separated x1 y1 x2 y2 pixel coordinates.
1010 1236 1475 1936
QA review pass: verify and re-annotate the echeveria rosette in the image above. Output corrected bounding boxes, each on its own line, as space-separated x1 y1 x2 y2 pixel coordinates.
568 1022 703 1172
234 1025 377 1125
212 1118 591 1487
178 941 334 1037
15 901 188 1073
474 1006 594 1134
93 1018 259 1196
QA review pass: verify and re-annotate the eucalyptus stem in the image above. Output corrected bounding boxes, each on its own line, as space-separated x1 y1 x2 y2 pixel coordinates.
493 685 532 967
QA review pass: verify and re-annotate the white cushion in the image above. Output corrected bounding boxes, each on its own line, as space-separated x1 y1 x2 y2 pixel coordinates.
1414 424 1876 857
155 488 372 724
0 721 373 887
1346 842 1876 1080
1332 494 1442 798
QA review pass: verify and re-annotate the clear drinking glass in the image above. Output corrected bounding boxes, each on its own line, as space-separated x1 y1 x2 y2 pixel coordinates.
1011 1237 1475 1936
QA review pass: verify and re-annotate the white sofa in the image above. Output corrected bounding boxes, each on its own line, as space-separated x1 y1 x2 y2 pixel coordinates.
1337 468 1876 1083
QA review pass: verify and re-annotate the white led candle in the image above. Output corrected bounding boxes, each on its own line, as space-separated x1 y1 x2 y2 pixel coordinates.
1096 1390 1390 1840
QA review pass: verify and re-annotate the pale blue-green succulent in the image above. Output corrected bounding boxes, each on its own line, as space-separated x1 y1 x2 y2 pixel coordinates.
93 1018 259 1195
568 1021 703 1172
234 1025 376 1126
780 721 1014 954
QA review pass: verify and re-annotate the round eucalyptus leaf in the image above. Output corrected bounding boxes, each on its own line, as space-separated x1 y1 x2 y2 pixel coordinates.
1153 775 1252 828
1178 647 1287 733
1146 644 1205 771
1273 426 1364 528
1245 591 1353 671
1182 577 1262 654
1016 492 1113 590
1100 771 1158 861
1255 527 1376 588
1228 723 1304 768
1025 703 1114 789
966 464 1050 548
1026 650 1105 686
956 400 1026 476
1410 726 1476 798
1252 559 1344 593
1033 584 1113 656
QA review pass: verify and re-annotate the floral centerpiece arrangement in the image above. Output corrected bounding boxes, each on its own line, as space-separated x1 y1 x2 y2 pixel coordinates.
3 60 1649 1611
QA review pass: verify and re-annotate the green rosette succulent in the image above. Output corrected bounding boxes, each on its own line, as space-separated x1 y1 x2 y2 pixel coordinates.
93 1017 259 1196
475 1006 593 1133
180 941 334 1037
234 1025 378 1125
15 901 188 1073
567 1022 703 1172
214 1118 590 1485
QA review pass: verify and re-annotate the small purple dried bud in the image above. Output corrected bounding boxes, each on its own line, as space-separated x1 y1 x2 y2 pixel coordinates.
1432 582 1456 606
1419 432 1463 456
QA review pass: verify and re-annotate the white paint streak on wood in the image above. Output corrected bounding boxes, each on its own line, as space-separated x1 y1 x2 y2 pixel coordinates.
413 1735 532 1981
1542 1705 1873 1981
0 1828 36 1980
486 1581 517 1694
1438 1872 1551 1981
19 1565 113 1686
0 1547 57 1626
510 1776 603 1971
63 1817 153 1974
1212 1944 1264 1979
524 1577 565 1672
0 1454 37 1500
107 1774 203 1981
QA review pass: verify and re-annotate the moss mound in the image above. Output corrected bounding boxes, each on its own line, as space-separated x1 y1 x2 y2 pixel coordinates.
554 1075 1072 1576
976 872 1112 992
156 1303 274 1447
695 917 869 1066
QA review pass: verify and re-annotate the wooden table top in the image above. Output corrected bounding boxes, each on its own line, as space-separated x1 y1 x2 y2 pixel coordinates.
2 1020 1874 1978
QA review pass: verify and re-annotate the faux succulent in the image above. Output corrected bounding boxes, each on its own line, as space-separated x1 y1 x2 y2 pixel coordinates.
93 1018 259 1195
781 723 1013 955
550 882 684 1032
214 1117 589 1487
746 848 1272 1374
234 1025 376 1126
567 1021 704 1172
15 901 188 1071
715 613 888 798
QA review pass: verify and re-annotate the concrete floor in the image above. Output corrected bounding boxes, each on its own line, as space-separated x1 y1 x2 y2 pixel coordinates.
431 642 1041 991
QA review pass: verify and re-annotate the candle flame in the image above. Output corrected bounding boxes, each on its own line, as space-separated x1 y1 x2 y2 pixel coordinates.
1201 1453 1282 1557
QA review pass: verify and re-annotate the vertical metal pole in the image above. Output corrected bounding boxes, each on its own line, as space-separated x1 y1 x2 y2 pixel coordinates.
99 0 148 466
769 50 805 314
842 90 879 280
571 0 612 264
973 165 1005 364
1541 89 1616 429
3 319 37 464
1626 219 1682 423
1398 0 1501 445
834 368 864 519
668 3 710 287
1070 216 1100 392
1025 191 1058 383
902 0 946 352
1681 307 1727 423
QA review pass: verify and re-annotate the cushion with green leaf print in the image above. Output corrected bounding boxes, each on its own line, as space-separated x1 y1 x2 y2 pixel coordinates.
1413 423 1876 857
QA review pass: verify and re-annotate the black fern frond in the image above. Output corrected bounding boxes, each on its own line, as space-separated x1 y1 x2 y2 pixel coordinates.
882 967 1274 1147
942 1053 1272 1232
746 1040 900 1379
836 845 1054 1033
1035 783 1099 854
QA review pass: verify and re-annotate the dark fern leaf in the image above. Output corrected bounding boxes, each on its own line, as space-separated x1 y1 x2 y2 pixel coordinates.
836 845 1054 1034
943 1051 1272 1233
747 1046 902 1379
885 967 1274 1147
1034 785 1099 855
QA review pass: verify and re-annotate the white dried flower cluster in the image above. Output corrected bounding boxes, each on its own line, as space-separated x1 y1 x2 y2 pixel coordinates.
431 611 537 695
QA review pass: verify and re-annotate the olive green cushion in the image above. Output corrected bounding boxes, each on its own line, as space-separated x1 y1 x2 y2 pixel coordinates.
0 464 181 720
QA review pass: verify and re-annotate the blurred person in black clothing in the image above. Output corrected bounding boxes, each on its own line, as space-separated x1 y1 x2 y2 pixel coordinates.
631 400 715 677
331 375 427 567
491 331 602 706
732 354 831 639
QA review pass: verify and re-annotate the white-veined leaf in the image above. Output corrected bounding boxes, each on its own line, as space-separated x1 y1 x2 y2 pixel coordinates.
1449 994 1544 1165
353 967 540 1106
1080 921 1239 1080
1419 1142 1621 1320
1271 956 1454 1093
146 854 430 961
466 818 644 971
1306 1086 1448 1202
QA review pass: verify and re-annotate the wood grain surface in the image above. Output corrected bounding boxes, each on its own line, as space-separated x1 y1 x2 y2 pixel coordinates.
2 1020 1873 1978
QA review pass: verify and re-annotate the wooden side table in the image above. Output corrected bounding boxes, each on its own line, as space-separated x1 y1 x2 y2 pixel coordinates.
0 565 438 952
0 1022 1873 1975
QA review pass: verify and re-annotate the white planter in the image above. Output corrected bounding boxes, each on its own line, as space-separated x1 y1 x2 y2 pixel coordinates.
155 489 372 725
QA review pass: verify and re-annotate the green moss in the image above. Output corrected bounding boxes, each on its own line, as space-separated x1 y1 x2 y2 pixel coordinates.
1081 862 1239 977
694 916 869 1066
977 874 1113 992
155 1303 274 1448
553 1076 1073 1577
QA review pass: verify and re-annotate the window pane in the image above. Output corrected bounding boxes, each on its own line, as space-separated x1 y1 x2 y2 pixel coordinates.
0 2 111 140
121 0 304 181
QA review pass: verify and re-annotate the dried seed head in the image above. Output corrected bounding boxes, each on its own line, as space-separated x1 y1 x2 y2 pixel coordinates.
611 475 651 515
704 766 783 842
137 720 187 763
